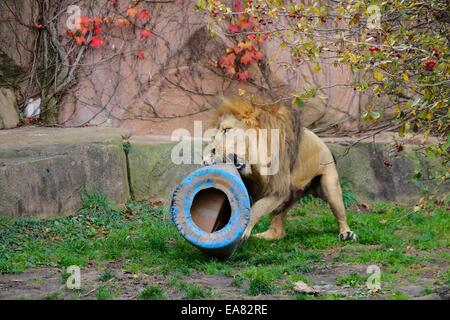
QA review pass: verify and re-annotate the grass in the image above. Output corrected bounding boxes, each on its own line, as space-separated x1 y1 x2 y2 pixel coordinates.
0 189 448 300
139 285 165 300
169 278 212 299
98 269 116 282
336 272 367 287
96 284 117 300
245 277 275 296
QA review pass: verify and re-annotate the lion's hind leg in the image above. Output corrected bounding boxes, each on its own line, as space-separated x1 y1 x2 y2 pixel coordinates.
319 167 357 241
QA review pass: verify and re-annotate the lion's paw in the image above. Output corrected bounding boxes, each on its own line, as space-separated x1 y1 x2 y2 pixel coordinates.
339 231 357 241
239 228 252 244
254 230 286 241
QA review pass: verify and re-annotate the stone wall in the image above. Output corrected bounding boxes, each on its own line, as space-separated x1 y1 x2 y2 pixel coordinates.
0 127 446 218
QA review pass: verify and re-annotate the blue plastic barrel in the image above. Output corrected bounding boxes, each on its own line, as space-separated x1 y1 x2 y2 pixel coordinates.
171 164 251 258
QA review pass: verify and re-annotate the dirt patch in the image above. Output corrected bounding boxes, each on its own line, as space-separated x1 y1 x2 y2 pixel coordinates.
1 262 447 300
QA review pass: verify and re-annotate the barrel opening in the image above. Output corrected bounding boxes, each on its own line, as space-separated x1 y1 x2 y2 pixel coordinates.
190 188 232 233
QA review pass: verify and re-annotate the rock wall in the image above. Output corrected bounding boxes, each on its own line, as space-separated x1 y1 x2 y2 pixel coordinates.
0 88 19 129
1 127 445 218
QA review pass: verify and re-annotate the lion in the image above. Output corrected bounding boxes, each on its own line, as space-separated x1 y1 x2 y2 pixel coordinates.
202 98 356 242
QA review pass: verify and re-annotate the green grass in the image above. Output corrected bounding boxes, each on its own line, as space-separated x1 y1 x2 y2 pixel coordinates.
96 285 117 300
98 269 116 282
336 272 367 287
246 277 275 296
139 285 165 300
169 278 212 299
0 189 448 300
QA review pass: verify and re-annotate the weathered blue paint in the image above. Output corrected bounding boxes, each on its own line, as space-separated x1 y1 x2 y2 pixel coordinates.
171 165 251 257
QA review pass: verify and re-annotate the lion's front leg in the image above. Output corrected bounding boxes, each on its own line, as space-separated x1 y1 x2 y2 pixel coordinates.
241 196 286 242
254 211 290 241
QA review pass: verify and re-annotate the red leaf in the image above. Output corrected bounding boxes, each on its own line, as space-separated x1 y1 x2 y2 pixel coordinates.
220 53 236 67
135 50 145 59
424 60 436 71
237 70 250 81
90 35 104 48
228 24 239 33
75 36 86 46
139 29 152 40
239 17 253 30
240 51 254 64
94 24 102 35
78 17 92 28
93 17 102 25
251 50 263 61
138 9 150 22
233 0 244 12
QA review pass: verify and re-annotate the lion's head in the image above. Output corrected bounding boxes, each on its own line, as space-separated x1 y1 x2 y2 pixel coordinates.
203 97 303 197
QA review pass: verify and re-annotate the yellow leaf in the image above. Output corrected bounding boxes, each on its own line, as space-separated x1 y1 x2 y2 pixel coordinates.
402 73 410 82
238 89 246 96
374 70 384 81
312 64 321 73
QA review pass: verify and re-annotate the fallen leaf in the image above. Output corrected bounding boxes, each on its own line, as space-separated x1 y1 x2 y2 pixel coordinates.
374 69 384 81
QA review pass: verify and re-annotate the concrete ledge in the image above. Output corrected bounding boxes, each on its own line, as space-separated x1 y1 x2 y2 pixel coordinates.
127 142 199 202
0 127 130 218
328 143 443 204
0 127 446 217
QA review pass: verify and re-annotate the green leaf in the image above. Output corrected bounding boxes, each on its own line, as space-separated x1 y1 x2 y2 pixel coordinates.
295 97 305 109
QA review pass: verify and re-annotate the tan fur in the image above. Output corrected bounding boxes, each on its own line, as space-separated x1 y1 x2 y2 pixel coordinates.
206 98 356 241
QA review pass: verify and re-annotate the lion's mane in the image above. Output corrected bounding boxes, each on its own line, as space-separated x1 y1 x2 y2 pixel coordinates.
213 98 303 199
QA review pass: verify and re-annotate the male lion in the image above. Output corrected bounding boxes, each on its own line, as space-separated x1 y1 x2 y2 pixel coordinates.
203 98 356 242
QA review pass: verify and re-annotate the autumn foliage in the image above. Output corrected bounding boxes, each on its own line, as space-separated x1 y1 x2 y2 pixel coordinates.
198 0 450 182
217 1 267 81
66 3 152 58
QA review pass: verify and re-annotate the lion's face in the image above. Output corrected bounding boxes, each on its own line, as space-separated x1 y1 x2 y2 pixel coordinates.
203 114 252 175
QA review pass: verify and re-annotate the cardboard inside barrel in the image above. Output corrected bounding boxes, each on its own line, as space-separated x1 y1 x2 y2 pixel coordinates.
190 188 232 233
